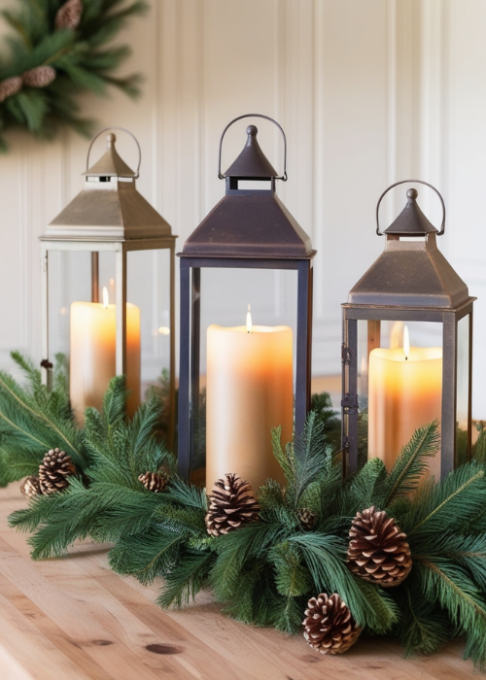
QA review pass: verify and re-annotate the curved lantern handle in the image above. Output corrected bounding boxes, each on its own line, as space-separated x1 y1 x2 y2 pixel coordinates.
376 179 446 236
85 126 142 179
218 113 288 181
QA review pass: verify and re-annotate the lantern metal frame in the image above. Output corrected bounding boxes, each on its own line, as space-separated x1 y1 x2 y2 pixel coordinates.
341 180 475 479
40 127 177 444
177 114 316 481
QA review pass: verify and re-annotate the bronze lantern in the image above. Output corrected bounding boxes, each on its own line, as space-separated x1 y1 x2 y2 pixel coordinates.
40 128 176 443
342 180 475 478
177 114 316 487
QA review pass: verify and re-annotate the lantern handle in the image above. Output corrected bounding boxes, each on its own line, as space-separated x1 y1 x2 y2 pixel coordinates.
218 113 288 181
85 126 142 178
376 179 446 236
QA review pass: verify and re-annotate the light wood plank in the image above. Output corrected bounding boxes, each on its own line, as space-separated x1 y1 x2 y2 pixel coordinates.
0 483 482 680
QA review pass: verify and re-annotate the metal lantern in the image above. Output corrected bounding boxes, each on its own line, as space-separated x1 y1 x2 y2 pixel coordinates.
342 180 475 479
177 114 316 484
40 127 176 443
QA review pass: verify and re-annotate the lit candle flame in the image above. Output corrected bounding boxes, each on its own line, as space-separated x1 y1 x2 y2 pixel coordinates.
246 304 252 333
404 325 410 361
102 286 109 309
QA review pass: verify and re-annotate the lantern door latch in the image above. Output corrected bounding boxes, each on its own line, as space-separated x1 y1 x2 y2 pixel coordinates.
341 393 358 414
342 345 353 365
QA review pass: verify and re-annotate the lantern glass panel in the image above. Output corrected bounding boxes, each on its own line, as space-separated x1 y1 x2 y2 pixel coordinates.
355 318 443 473
188 267 299 487
126 248 172 391
47 250 92 362
456 314 471 466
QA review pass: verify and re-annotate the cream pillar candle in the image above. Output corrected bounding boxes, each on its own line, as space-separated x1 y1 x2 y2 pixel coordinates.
368 327 442 476
70 287 141 422
206 314 293 492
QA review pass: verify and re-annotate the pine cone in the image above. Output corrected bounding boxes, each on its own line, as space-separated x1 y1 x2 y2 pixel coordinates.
303 593 362 654
347 506 412 587
205 473 260 537
22 66 56 88
20 476 42 498
298 508 317 531
38 448 76 494
55 0 83 30
0 76 22 103
138 470 169 493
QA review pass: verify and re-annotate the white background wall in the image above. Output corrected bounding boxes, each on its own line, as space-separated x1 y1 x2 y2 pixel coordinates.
0 0 485 418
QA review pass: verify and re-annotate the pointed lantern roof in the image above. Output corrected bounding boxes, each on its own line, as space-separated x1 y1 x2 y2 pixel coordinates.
348 188 469 308
180 125 314 259
43 133 173 242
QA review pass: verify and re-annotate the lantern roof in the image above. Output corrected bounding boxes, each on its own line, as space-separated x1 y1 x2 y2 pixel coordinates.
384 188 437 236
43 133 173 242
224 125 278 178
180 125 314 259
83 132 135 177
348 189 469 308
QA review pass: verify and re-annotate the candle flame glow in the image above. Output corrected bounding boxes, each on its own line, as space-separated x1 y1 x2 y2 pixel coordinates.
102 286 109 309
404 325 410 361
246 304 252 333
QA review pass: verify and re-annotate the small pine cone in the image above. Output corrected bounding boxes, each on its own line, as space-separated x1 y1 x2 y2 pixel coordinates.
303 593 362 654
0 76 22 103
298 508 317 531
20 476 42 499
138 471 169 493
347 506 412 587
55 0 83 30
38 448 76 494
205 473 260 537
22 66 56 88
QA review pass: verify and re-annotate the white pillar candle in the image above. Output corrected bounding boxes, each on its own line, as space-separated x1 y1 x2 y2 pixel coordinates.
70 288 141 423
368 327 442 476
206 315 293 492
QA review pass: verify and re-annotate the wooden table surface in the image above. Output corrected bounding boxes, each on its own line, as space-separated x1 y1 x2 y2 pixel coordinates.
0 484 481 680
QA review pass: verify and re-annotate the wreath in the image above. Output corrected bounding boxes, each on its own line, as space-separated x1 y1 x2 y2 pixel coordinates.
0 0 147 151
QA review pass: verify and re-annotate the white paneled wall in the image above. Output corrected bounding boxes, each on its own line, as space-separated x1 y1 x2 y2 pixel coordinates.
0 0 485 417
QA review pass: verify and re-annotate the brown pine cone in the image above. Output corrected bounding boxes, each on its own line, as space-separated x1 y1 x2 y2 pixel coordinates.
303 593 362 654
205 473 260 537
55 0 83 30
138 471 169 493
20 476 42 498
38 448 76 494
0 76 22 103
22 66 56 88
298 508 317 531
347 506 412 587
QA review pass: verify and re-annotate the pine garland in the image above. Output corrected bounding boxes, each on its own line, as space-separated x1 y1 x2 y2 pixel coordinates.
0 0 148 151
3 356 486 670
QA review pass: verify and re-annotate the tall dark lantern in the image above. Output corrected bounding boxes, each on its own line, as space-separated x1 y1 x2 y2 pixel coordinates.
178 114 316 483
342 180 475 479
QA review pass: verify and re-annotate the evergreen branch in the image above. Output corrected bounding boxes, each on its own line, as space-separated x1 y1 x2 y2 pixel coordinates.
382 421 440 507
0 369 83 462
0 408 50 449
409 468 485 536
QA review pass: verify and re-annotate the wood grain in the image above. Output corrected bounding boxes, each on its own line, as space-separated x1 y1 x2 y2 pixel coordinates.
0 484 480 680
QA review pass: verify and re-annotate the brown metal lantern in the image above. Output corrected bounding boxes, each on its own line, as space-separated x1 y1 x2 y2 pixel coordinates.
177 114 316 483
40 127 176 443
342 180 475 479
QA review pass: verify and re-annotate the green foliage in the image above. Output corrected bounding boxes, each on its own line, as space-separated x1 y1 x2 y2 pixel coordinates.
5 368 486 671
0 351 87 485
0 0 148 150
